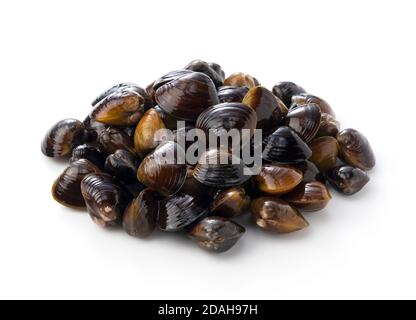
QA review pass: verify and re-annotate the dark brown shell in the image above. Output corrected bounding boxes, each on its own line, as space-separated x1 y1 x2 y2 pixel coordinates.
326 165 370 195
83 116 108 142
295 161 326 183
263 126 312 164
217 86 249 103
272 82 306 108
152 70 194 92
81 173 130 227
284 181 332 212
193 148 251 188
291 94 335 118
52 159 101 208
210 187 251 218
122 189 159 238
242 86 288 135
104 149 139 184
137 141 187 196
97 127 135 156
253 164 303 195
251 197 309 233
184 59 225 88
317 113 340 137
223 72 260 88
153 105 190 130
309 136 339 172
41 119 87 157
188 216 245 253
70 144 106 168
286 103 321 143
155 72 219 121
337 129 376 171
159 192 210 232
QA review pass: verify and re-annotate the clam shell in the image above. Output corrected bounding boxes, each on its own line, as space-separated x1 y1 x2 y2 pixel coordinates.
309 136 339 172
184 59 225 88
104 149 139 184
210 187 251 218
326 165 370 195
272 82 306 108
70 144 106 168
188 216 245 253
317 113 340 137
253 164 303 195
263 126 312 164
284 181 332 212
52 159 101 208
223 72 260 88
218 86 249 103
291 94 335 118
286 103 321 143
97 127 135 156
295 161 326 183
152 70 194 92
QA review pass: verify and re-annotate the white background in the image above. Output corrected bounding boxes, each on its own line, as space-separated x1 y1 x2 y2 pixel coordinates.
0 0 415 300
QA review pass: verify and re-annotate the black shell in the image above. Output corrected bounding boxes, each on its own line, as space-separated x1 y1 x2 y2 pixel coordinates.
81 173 130 227
104 149 139 184
70 144 106 168
272 82 306 108
52 159 101 208
263 126 312 164
184 59 225 88
188 216 245 253
83 116 108 142
217 86 249 103
97 127 135 156
326 165 370 195
41 119 87 157
286 103 321 143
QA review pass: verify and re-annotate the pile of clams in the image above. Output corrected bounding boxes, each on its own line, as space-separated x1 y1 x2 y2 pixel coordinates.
41 60 375 254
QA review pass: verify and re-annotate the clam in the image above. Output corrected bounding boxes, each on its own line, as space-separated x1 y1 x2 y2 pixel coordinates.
326 165 370 195
223 72 260 88
291 94 335 117
122 189 160 238
70 144 106 168
137 141 187 196
104 149 139 184
184 59 225 88
146 81 157 105
286 103 321 143
52 159 101 208
253 164 303 195
155 72 219 121
196 103 257 142
295 161 326 183
188 216 245 253
242 86 288 135
251 197 309 233
41 119 87 157
81 173 130 227
208 62 225 79
193 148 251 188
210 187 251 218
97 127 135 156
316 113 340 137
134 108 167 157
83 116 107 142
180 174 219 200
217 86 249 103
272 82 306 108
309 136 339 172
159 192 210 232
284 181 332 212
263 126 312 164
337 129 376 171
152 70 194 92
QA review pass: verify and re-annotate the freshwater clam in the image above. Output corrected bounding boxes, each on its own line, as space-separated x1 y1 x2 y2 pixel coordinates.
272 82 306 108
291 94 335 117
97 127 135 156
52 159 101 208
122 189 159 238
105 149 139 184
253 164 303 195
184 59 225 87
70 144 106 168
309 136 339 172
242 86 288 135
155 72 219 121
263 126 312 164
152 70 194 92
317 113 340 137
188 216 245 253
286 103 321 143
284 181 332 212
251 197 309 233
81 173 130 227
137 141 187 196
326 165 370 195
210 187 251 218
41 119 87 157
217 86 249 103
337 129 376 171
224 72 260 88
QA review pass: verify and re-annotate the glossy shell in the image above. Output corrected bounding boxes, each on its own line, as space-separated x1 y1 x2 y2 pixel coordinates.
217 86 249 103
152 70 194 92
251 197 309 233
286 103 321 143
41 119 87 157
97 127 135 156
104 149 139 184
272 82 306 108
134 108 167 157
210 187 251 218
193 148 250 188
137 141 187 196
253 164 303 195
284 181 332 212
309 136 339 172
52 159 101 208
155 72 219 121
337 129 376 171
291 94 335 117
317 113 340 137
242 86 288 135
159 192 210 232
81 173 130 227
188 216 245 253
122 189 159 238
184 59 225 88
223 72 260 88
263 126 312 164
326 165 370 195
70 144 106 168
